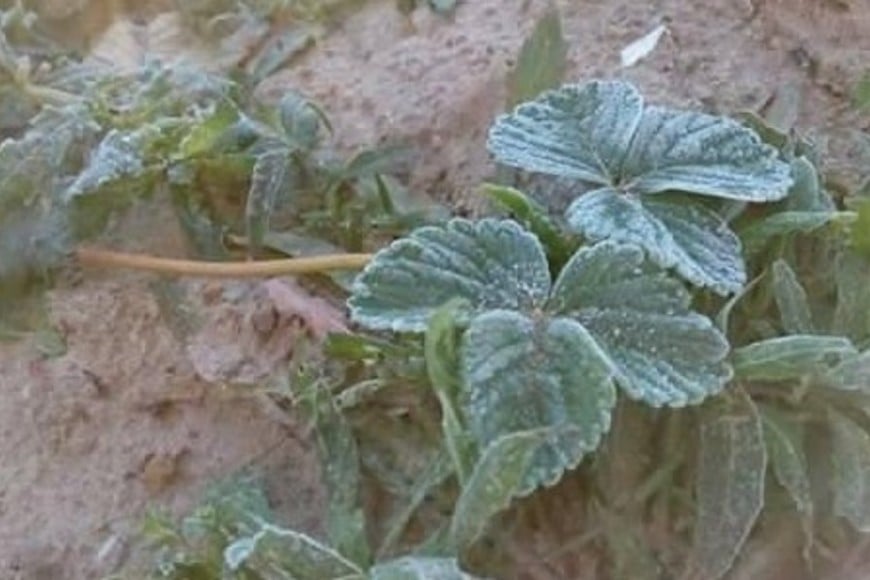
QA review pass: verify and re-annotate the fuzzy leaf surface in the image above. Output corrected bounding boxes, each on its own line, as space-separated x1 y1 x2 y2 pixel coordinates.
732 335 857 382
225 524 364 579
565 190 745 294
550 242 731 406
349 218 551 332
461 310 616 492
245 148 293 255
488 80 791 202
488 80 643 184
761 406 812 515
692 394 766 580
771 259 814 334
449 429 550 550
830 411 870 532
739 210 847 256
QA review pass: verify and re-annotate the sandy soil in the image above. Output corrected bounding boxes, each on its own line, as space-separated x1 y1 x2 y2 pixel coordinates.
1 0 868 578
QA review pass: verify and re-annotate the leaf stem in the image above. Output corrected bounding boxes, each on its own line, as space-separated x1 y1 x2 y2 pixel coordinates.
75 246 372 278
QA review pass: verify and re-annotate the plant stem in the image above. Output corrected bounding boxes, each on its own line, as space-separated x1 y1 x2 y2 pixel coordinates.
75 246 372 278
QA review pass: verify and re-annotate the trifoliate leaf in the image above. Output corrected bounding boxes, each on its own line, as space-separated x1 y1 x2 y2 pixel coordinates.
225 524 365 579
349 218 551 332
370 556 481 580
488 80 643 185
830 410 870 532
771 259 814 334
622 106 791 201
760 405 812 516
691 393 766 580
506 6 567 109
449 429 550 551
565 189 745 294
550 242 732 407
461 310 616 492
488 80 792 202
732 335 857 382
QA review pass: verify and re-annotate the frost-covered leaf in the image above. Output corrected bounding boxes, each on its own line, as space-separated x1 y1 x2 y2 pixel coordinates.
349 218 551 332
449 429 549 550
739 210 848 256
732 335 857 382
550 242 731 407
691 393 766 580
785 156 835 212
833 251 870 343
761 406 812 515
370 556 480 580
65 128 156 199
565 190 745 294
771 259 814 334
506 6 567 108
246 148 293 255
621 106 791 200
488 80 643 185
488 80 791 202
177 101 241 158
225 524 365 578
461 310 616 492
830 410 870 532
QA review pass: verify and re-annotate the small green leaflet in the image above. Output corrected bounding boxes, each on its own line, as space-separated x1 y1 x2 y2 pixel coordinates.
690 393 766 580
425 300 475 484
830 410 870 532
449 429 550 550
739 211 849 257
245 148 294 256
760 405 812 516
506 6 567 109
732 335 857 382
224 524 365 579
832 250 870 343
771 259 814 334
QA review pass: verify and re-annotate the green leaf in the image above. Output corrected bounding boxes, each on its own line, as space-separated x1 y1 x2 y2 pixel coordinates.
279 91 327 150
177 101 241 158
833 250 870 343
823 350 870 394
551 242 732 407
850 198 870 259
449 429 550 550
313 396 371 567
621 106 791 200
246 26 315 83
784 156 835 212
425 299 475 484
489 80 643 185
506 6 567 109
370 556 480 580
739 210 849 256
771 259 814 334
224 524 365 579
461 310 616 492
489 80 792 201
349 218 551 332
760 406 812 515
245 148 294 255
830 410 870 532
565 190 745 294
691 393 766 580
732 335 857 382
65 127 157 199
